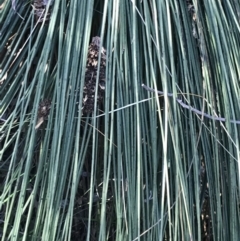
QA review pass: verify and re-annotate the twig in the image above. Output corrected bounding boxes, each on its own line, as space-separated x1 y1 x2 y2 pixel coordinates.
142 84 240 124
8 9 45 70
11 0 24 20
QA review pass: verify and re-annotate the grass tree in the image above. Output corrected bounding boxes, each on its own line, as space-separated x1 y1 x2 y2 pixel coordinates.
0 0 240 240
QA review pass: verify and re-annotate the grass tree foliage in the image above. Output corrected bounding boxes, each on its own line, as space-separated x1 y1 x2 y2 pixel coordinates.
0 0 240 240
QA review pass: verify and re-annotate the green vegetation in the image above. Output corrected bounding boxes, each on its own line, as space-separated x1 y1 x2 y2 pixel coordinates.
1 0 240 240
